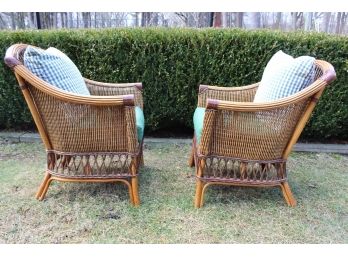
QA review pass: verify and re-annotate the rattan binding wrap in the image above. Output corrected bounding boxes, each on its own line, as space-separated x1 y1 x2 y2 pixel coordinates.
189 60 336 207
4 44 144 205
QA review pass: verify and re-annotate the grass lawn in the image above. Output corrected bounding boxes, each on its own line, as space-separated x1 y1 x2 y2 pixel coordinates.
0 140 347 243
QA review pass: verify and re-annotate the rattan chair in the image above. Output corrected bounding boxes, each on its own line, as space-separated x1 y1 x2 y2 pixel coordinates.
4 44 144 205
189 60 336 207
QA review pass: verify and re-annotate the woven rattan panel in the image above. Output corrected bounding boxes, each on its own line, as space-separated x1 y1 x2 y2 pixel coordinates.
29 86 131 153
198 155 286 184
47 151 133 178
86 83 143 109
205 100 310 160
198 85 258 107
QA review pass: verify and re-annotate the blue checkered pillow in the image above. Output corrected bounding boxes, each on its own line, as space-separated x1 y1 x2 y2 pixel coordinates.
254 51 315 102
24 46 90 95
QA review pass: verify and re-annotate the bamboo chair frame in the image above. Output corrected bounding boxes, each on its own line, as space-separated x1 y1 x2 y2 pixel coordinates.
4 44 144 205
189 60 336 208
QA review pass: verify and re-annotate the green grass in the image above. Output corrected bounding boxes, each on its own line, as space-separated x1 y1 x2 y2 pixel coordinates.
0 140 347 243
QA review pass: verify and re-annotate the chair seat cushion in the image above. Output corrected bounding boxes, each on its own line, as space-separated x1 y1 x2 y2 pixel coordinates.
135 106 145 142
24 46 90 95
193 107 205 144
253 50 315 102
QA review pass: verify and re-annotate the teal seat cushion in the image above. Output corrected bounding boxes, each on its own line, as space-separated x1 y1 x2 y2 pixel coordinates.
193 107 205 144
24 46 90 95
135 106 145 142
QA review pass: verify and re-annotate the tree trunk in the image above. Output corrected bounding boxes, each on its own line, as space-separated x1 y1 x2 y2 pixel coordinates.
222 12 228 28
235 12 243 28
68 12 73 28
10 13 16 29
213 12 222 27
291 12 303 30
291 12 297 30
82 12 91 28
28 12 36 28
323 12 331 33
134 12 139 27
43 13 51 29
152 12 159 26
52 12 57 28
274 12 282 29
0 13 6 29
250 12 261 29
17 13 25 29
339 12 347 34
304 12 313 31
336 12 342 34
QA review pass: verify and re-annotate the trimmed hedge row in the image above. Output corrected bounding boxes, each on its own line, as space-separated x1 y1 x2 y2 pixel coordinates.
0 28 347 140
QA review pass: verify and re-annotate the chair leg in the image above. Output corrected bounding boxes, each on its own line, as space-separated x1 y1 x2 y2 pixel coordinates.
280 182 297 207
140 151 144 167
38 177 54 201
126 181 135 205
280 184 291 206
188 138 195 167
131 176 140 206
188 147 195 168
35 172 51 199
194 179 204 208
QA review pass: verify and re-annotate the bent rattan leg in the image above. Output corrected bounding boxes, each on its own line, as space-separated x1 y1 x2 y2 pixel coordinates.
140 151 144 167
36 171 51 199
131 176 140 206
188 138 195 167
281 182 297 207
194 179 204 208
38 176 136 204
38 177 54 201
280 183 291 206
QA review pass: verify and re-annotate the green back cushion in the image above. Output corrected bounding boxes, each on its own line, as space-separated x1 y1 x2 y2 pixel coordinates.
254 50 315 102
193 107 205 144
24 46 90 95
135 106 145 142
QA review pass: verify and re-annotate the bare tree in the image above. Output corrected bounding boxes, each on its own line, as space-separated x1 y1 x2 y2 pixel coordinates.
291 12 304 30
323 12 331 33
304 12 313 31
274 12 282 29
82 12 91 28
235 12 244 28
250 12 261 29
335 12 348 34
213 12 222 27
60 12 67 28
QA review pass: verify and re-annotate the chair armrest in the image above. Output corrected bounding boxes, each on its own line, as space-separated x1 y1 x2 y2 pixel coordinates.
12 64 135 107
84 78 143 109
205 74 331 112
197 83 259 107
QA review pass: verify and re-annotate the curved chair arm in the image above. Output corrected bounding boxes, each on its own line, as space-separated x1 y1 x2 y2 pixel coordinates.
4 44 141 108
197 83 259 107
84 78 143 109
11 64 135 107
205 67 335 112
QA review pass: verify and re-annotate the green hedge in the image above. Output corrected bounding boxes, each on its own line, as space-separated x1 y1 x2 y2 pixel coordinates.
0 28 347 141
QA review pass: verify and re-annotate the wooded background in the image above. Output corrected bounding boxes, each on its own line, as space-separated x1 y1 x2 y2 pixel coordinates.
0 12 347 34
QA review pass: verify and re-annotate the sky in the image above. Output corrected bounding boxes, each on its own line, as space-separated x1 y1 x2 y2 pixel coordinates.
1 0 347 12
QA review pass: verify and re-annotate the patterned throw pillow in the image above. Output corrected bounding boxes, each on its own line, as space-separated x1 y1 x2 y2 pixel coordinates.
24 46 90 95
253 50 315 102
